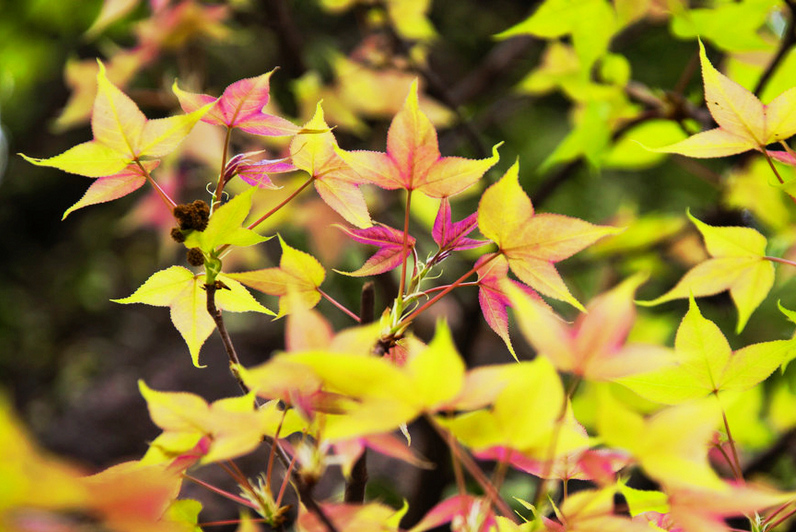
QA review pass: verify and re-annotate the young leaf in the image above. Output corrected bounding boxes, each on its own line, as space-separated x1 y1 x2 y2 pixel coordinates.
22 61 212 177
597 390 725 491
432 197 486 252
112 266 273 367
638 210 775 333
439 357 589 462
618 297 796 404
336 79 501 198
183 187 269 252
290 102 372 228
174 70 299 136
139 381 288 464
478 160 621 310
62 160 158 219
227 235 326 318
648 40 796 158
509 273 673 381
335 223 416 277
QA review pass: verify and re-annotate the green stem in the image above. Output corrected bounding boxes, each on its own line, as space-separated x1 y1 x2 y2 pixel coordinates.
212 127 234 214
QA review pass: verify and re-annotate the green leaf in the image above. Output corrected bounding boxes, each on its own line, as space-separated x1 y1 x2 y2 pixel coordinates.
184 188 269 252
618 297 796 404
638 210 775 333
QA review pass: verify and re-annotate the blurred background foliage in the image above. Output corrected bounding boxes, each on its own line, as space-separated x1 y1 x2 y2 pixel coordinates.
5 0 796 527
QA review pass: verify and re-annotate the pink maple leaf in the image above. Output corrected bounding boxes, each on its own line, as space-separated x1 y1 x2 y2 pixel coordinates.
336 223 416 277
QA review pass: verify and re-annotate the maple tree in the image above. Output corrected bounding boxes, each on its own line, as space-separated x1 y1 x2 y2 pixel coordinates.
9 1 796 532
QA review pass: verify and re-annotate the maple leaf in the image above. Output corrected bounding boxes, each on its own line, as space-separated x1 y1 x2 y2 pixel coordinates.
296 501 402 532
538 486 651 532
432 197 486 253
336 223 416 277
508 273 673 381
597 390 725 491
474 254 542 361
439 357 590 462
62 160 158 220
138 381 291 464
478 160 621 310
240 321 465 440
223 151 296 189
22 61 213 178
408 495 496 532
617 296 796 404
112 266 273 367
290 102 372 228
336 79 501 198
227 235 326 318
174 70 299 136
649 40 796 158
638 210 775 333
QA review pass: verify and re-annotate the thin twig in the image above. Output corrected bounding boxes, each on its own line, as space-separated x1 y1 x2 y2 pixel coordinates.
754 0 796 96
205 282 254 398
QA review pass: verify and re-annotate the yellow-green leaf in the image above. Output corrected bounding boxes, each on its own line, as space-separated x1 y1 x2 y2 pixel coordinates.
113 266 272 366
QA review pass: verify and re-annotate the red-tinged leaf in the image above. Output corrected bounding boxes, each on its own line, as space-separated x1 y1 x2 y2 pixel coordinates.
475 447 630 484
648 40 796 158
236 160 293 189
511 273 673 381
81 461 183 532
476 254 542 361
174 71 300 136
332 433 432 478
336 80 501 197
112 266 272 366
227 235 325 318
409 495 496 532
291 102 372 228
297 502 402 532
638 210 775 333
432 197 487 251
336 223 416 277
62 161 158 220
478 160 621 310
769 149 796 165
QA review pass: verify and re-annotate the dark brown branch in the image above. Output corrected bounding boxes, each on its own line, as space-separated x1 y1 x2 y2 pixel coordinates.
205 282 252 397
344 282 376 504
754 0 796 96
261 0 307 78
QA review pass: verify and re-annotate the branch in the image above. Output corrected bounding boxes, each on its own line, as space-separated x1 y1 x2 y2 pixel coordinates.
205 282 253 398
344 282 376 504
754 0 796 96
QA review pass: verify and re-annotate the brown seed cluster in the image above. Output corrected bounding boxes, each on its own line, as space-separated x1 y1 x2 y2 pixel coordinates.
173 200 210 232
186 247 205 266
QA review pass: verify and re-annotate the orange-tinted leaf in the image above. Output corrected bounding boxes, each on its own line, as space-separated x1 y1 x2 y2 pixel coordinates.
174 70 299 136
478 160 621 310
290 103 372 228
62 161 158 219
510 273 672 381
336 80 501 197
